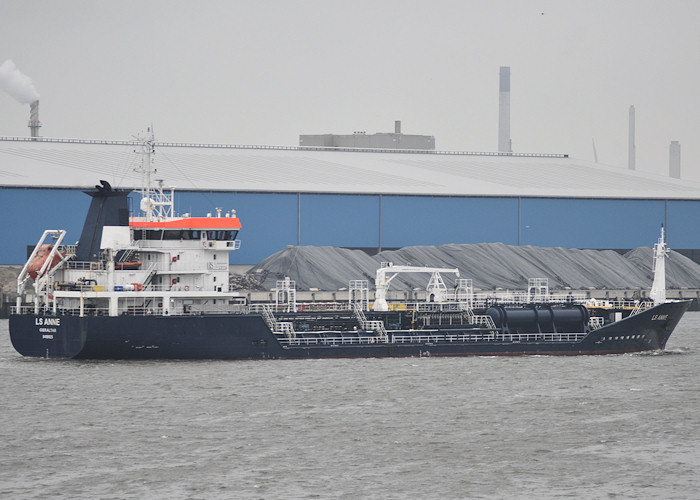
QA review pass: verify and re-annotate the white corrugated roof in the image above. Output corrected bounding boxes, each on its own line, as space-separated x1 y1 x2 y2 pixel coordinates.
1 136 698 199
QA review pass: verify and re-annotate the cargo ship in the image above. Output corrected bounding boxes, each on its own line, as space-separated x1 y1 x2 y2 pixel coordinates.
8 134 690 359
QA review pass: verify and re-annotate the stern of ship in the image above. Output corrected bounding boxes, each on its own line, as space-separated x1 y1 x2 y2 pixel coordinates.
9 314 87 358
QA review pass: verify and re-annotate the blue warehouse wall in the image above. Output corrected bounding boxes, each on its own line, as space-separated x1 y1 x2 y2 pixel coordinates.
300 194 379 247
0 188 90 264
520 198 666 248
381 196 519 247
667 200 700 248
1 187 698 265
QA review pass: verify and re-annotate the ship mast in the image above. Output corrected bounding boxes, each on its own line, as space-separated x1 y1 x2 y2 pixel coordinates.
649 225 669 306
134 128 174 221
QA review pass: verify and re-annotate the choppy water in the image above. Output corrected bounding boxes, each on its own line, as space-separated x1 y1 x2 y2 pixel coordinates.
1 315 699 500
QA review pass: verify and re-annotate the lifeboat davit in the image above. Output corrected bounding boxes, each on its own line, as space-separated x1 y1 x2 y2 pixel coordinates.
28 244 64 280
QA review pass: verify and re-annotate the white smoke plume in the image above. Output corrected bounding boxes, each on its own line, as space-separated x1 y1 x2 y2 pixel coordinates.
0 59 40 104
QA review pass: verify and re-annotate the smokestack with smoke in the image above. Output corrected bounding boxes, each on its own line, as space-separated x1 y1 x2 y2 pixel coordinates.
0 59 41 137
0 60 40 103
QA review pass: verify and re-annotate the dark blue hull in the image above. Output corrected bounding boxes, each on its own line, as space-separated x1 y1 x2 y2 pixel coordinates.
9 301 691 359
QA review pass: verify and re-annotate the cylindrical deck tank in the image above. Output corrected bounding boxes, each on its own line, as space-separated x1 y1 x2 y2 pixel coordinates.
486 305 589 333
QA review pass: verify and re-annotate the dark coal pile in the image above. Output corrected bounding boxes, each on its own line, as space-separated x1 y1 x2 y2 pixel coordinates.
246 243 700 292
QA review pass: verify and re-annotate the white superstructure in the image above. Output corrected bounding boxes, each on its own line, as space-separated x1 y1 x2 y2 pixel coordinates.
15 134 244 317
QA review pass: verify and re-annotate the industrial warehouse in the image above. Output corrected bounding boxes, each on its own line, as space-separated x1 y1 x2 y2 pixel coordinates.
2 134 700 264
2 132 700 264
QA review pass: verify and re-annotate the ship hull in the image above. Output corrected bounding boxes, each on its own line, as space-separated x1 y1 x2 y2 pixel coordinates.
9 300 691 360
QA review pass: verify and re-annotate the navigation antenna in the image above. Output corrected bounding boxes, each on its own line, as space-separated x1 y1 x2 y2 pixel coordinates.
134 127 174 221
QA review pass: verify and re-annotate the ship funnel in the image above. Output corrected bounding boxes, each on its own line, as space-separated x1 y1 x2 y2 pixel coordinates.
75 183 132 262
29 100 41 138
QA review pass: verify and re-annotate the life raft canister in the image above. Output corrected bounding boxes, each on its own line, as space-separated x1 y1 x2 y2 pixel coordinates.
28 244 64 280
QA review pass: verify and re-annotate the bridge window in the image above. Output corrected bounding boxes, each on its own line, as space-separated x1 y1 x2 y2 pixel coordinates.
132 228 236 241
203 230 238 241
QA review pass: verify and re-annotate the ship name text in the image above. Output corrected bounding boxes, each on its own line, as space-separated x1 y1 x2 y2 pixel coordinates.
35 317 61 326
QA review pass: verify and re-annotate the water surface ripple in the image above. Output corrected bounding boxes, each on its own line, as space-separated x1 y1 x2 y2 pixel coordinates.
1 314 699 499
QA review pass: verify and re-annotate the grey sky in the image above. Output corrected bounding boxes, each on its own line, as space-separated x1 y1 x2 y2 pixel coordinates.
1 0 699 181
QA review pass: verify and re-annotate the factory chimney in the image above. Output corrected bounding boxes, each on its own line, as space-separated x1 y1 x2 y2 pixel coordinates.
628 105 635 170
395 120 401 134
498 66 511 153
669 141 681 179
28 100 41 138
0 60 41 136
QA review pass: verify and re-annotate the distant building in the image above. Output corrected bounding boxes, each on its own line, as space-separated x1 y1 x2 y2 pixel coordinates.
300 121 435 150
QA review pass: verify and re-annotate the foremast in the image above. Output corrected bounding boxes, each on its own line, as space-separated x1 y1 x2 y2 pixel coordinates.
649 226 669 306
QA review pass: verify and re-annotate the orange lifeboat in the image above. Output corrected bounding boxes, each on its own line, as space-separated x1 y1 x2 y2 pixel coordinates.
116 261 142 270
28 244 64 280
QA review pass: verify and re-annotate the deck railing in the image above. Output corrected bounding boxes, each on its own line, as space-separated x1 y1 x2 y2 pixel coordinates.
277 330 587 346
588 317 605 330
10 304 248 317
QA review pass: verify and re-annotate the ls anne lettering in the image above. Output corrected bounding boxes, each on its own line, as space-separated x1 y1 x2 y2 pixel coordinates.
35 317 61 326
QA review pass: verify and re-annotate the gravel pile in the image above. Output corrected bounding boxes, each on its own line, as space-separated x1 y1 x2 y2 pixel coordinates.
248 243 700 291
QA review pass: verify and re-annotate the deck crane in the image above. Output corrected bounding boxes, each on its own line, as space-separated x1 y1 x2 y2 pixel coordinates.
373 262 460 311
